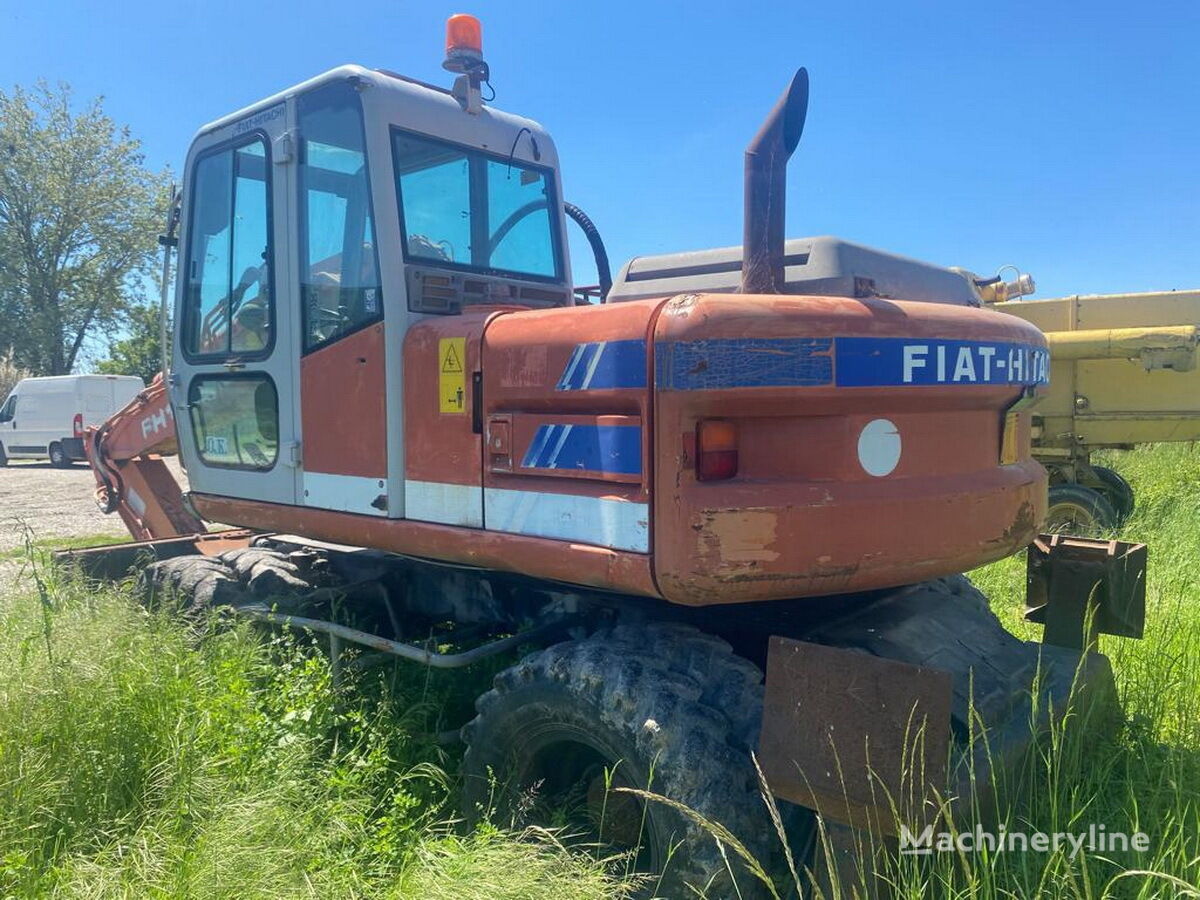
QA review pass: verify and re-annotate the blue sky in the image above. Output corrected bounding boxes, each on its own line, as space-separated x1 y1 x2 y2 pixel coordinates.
3 0 1197 299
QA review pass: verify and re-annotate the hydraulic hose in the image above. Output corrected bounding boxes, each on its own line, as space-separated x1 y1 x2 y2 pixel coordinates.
564 202 612 302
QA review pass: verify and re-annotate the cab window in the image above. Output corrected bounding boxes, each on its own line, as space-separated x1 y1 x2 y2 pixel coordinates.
0 395 14 423
299 83 383 353
392 130 561 282
188 375 278 469
183 136 273 358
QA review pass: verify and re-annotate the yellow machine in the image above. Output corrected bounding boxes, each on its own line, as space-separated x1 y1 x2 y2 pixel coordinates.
994 289 1200 531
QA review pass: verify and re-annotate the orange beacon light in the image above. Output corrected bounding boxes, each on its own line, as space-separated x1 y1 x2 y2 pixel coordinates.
444 14 484 72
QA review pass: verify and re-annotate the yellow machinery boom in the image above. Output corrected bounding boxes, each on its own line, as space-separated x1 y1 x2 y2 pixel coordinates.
996 289 1200 530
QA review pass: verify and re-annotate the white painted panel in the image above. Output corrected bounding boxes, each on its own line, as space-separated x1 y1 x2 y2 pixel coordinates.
484 487 649 553
404 479 483 527
303 471 388 516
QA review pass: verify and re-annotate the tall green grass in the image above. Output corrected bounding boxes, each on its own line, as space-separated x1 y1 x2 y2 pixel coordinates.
2 445 1200 898
886 445 1200 899
0 557 634 898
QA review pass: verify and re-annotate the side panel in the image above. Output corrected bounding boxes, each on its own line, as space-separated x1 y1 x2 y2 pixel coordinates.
193 491 659 597
481 300 658 553
9 385 71 455
402 310 497 527
299 322 389 514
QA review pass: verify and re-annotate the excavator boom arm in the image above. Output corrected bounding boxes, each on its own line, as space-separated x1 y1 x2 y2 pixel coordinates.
85 374 204 541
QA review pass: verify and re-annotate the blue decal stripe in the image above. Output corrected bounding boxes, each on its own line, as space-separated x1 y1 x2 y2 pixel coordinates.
555 340 647 391
521 424 643 475
834 337 1049 387
655 338 834 391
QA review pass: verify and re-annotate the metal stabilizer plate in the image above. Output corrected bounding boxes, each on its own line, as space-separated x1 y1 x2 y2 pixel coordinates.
1025 534 1147 650
758 636 952 835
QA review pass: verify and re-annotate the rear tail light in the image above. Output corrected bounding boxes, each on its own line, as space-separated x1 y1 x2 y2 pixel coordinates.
73 413 84 438
696 420 738 481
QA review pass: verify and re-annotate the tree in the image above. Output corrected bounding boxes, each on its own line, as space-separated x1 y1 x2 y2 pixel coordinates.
95 302 167 385
0 348 29 400
0 82 168 375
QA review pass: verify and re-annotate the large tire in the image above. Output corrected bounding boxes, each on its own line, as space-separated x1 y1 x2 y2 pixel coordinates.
218 546 322 604
461 623 806 898
1045 483 1118 534
136 548 325 616
136 554 247 614
48 441 71 468
1092 466 1135 523
0 443 7 467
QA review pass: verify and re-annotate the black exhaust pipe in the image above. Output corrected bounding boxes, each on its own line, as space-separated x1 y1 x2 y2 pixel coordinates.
742 68 809 294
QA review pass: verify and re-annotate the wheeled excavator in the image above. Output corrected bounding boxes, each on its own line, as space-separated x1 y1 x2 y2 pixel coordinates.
62 15 1149 895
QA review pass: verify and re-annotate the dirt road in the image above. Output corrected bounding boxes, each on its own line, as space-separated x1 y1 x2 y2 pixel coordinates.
0 457 187 554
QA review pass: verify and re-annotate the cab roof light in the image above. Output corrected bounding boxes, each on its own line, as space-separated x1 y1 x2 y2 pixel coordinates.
443 14 491 115
444 14 484 72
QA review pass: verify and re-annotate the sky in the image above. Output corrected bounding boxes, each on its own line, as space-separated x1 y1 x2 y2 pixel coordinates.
2 0 1198 300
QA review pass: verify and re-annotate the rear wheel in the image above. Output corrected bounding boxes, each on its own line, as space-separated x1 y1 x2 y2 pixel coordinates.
1045 483 1118 534
461 623 807 898
1091 466 1135 523
48 441 70 468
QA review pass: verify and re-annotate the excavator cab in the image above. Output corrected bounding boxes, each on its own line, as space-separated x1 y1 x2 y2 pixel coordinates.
171 68 571 518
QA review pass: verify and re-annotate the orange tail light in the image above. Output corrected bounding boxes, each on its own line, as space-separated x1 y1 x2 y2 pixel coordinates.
696 420 738 481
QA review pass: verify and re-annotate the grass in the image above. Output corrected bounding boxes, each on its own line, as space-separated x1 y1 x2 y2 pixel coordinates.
0 559 635 898
884 444 1200 899
0 532 130 559
1 445 1199 898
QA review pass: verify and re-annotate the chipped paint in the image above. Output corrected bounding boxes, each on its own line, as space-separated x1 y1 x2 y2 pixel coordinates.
695 508 782 569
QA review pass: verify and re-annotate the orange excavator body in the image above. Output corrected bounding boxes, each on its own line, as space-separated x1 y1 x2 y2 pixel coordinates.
83 59 1050 607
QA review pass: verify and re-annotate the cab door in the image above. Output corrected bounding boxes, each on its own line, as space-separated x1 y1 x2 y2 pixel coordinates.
172 105 298 506
293 81 389 516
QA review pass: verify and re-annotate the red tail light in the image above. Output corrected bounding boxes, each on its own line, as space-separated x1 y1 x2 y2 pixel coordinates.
696 420 738 481
73 413 84 438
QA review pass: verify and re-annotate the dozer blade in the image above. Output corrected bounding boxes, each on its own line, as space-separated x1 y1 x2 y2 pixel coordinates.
52 530 255 582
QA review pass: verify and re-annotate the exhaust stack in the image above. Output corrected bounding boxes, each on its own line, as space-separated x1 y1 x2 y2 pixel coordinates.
742 68 809 294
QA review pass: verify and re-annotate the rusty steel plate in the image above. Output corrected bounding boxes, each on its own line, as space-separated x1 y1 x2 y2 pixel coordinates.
758 635 953 835
1026 534 1148 649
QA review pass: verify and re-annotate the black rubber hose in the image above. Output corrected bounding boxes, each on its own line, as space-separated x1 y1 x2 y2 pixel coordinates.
563 202 612 302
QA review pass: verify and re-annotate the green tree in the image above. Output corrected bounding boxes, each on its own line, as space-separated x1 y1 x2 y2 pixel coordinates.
0 82 168 375
95 302 167 385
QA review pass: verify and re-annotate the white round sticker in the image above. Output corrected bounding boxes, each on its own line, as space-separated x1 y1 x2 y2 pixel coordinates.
858 418 901 477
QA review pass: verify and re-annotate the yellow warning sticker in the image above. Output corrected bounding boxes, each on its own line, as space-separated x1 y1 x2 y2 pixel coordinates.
438 337 467 414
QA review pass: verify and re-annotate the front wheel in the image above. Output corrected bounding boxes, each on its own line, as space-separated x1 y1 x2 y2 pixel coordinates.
1045 483 1118 534
48 442 71 468
0 443 7 467
461 623 806 897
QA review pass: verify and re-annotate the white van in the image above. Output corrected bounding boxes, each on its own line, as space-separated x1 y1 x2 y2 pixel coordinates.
0 375 145 467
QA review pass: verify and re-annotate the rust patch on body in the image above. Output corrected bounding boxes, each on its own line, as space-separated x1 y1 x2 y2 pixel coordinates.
995 499 1037 548
695 508 781 570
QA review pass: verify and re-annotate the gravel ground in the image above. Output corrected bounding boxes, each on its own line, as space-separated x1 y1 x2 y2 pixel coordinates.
0 457 188 554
